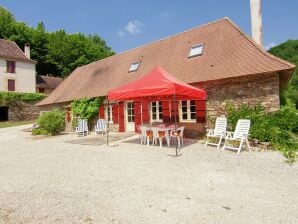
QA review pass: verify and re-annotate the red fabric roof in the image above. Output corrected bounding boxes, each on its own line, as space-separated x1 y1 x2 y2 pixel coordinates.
108 66 207 101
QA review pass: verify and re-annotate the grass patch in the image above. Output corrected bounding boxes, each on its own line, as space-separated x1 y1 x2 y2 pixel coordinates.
0 120 35 128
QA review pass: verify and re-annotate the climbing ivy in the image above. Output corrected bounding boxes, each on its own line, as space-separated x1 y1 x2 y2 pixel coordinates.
70 97 104 120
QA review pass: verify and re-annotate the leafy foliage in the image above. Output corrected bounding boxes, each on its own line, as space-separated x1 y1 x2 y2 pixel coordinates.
70 97 103 120
0 92 46 105
36 110 65 135
226 103 298 161
0 7 114 77
269 40 298 108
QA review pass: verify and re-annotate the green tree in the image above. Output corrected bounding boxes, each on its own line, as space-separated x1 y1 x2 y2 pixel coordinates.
269 40 298 108
0 7 114 77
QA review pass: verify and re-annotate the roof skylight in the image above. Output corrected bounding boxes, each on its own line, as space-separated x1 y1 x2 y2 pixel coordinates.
188 44 204 58
129 62 141 72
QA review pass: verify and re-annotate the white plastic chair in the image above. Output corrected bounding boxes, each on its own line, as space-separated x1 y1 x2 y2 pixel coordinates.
95 119 108 135
205 117 227 149
76 119 88 136
140 126 148 145
156 129 170 148
171 126 185 148
223 119 251 154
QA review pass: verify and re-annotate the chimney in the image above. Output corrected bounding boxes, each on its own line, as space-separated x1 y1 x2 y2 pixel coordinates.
250 0 263 46
24 43 30 59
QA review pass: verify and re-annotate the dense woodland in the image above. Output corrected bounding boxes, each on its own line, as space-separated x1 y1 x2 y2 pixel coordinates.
269 40 298 108
0 7 114 77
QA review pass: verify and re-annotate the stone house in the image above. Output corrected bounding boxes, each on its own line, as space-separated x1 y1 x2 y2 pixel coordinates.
37 18 296 137
36 75 62 94
0 39 36 93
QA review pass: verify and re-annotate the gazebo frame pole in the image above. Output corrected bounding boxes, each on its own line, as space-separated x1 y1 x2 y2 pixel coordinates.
107 100 109 147
174 91 178 156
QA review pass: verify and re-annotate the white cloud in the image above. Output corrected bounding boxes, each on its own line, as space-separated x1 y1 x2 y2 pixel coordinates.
117 30 125 37
125 20 144 34
264 42 277 50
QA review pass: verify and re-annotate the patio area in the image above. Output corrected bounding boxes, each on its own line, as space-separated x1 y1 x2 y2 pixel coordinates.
0 125 297 223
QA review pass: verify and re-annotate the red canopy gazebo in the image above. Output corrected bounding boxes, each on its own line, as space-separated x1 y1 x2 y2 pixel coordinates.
107 66 207 155
108 66 206 101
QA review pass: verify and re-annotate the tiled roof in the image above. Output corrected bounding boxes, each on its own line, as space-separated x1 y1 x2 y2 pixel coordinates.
0 39 36 63
36 75 63 89
37 18 295 106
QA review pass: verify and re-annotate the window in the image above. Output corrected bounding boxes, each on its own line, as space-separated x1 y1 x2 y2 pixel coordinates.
7 79 15 92
188 44 204 58
106 105 113 123
151 101 163 121
180 100 196 121
129 62 140 72
127 102 134 122
38 88 45 93
6 61 16 73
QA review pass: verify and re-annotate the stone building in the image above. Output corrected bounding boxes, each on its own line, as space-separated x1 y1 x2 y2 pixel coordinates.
36 75 62 94
37 18 295 137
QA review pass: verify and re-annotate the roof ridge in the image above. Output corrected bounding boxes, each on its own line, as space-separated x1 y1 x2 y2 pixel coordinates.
116 17 228 56
75 17 229 70
0 39 37 63
224 18 296 70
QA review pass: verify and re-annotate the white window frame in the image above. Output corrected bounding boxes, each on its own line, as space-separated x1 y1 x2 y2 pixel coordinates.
188 44 204 58
129 61 141 72
105 105 113 123
179 100 196 122
150 101 163 122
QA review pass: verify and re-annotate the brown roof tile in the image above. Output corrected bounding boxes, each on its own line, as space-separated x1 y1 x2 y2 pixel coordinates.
36 75 63 89
37 18 295 106
0 39 36 63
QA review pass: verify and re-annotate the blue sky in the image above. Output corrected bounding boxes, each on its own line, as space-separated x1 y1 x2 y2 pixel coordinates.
1 0 297 52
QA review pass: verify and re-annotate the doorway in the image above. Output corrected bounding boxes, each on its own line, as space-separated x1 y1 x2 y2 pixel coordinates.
125 101 135 132
0 106 9 121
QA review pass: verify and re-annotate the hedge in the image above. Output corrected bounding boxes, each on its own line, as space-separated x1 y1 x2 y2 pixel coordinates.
0 92 46 104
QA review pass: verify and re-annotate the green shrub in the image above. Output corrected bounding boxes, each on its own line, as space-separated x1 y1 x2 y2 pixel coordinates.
0 92 46 104
226 103 298 161
36 109 65 135
32 128 49 135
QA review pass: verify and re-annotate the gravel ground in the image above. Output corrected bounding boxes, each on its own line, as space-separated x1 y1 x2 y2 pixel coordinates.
0 125 297 224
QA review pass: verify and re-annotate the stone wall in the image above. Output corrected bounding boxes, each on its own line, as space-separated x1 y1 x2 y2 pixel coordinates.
0 101 41 121
193 72 280 126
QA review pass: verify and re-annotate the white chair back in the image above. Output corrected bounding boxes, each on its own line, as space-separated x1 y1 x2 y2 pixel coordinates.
234 119 251 139
78 119 88 132
96 119 106 131
214 117 227 136
176 126 185 136
140 126 148 136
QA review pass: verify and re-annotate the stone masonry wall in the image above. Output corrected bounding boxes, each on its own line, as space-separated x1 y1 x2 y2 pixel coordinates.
193 72 280 126
3 101 41 121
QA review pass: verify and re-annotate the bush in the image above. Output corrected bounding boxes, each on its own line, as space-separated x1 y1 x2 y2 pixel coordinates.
226 102 298 161
0 92 46 104
32 128 49 135
36 109 65 135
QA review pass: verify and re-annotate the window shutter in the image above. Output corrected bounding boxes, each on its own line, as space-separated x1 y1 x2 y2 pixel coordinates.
170 101 179 123
66 108 71 122
8 79 15 91
118 102 125 132
112 104 118 124
134 102 141 132
141 102 149 124
196 100 206 123
162 101 170 123
99 105 105 119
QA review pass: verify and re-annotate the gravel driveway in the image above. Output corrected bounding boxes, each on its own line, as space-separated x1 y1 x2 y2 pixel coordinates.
0 125 297 224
